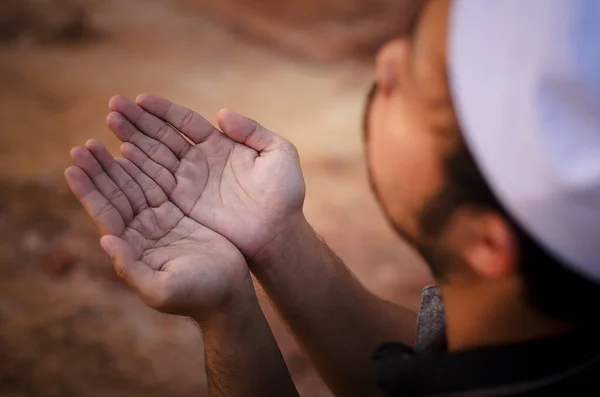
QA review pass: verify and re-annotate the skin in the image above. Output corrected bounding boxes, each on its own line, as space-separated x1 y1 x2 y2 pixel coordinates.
65 0 572 395
67 90 417 396
366 0 572 350
65 135 299 397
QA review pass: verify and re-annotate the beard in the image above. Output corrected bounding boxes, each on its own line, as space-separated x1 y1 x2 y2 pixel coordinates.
364 157 459 281
362 80 464 282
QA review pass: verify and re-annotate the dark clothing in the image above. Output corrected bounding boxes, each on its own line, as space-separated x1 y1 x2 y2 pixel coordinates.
414 286 447 354
374 286 600 396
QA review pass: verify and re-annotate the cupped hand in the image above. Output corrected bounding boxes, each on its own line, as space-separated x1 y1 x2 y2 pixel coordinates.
64 140 251 320
105 95 306 261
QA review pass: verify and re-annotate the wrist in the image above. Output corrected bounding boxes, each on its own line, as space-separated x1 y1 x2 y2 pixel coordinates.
250 212 322 275
190 275 257 328
186 272 258 330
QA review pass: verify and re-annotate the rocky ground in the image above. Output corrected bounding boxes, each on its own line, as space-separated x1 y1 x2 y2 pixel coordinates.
0 1 431 395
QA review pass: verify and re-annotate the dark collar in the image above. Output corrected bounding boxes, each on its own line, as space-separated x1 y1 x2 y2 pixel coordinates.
374 327 600 396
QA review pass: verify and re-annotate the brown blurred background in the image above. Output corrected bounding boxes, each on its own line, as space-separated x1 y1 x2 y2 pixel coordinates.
0 1 431 396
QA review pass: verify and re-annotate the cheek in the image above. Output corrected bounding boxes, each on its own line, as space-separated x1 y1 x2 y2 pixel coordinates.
367 98 443 238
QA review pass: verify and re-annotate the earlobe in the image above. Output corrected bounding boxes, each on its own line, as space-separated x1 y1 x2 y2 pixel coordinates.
375 39 410 96
464 215 518 280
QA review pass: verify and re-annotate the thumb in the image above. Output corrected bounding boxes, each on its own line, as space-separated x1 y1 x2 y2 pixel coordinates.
217 109 289 153
100 235 157 297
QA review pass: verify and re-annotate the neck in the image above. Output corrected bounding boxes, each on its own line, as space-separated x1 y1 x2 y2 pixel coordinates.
441 282 575 351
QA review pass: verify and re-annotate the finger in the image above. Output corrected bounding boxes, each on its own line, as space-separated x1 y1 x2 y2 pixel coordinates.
107 111 181 173
135 94 219 144
85 139 148 214
120 142 176 197
64 166 126 235
217 109 289 153
70 146 134 222
115 157 168 207
100 235 164 307
109 95 191 159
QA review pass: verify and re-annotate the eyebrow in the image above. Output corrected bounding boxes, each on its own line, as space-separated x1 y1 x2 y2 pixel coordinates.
404 0 431 37
362 82 378 144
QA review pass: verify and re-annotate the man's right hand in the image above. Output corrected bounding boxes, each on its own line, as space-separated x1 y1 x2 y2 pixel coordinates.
106 94 307 263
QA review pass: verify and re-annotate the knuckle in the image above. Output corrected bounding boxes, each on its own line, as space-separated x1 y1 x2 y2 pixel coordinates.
155 123 170 141
147 180 161 193
147 141 161 157
122 177 138 192
133 109 145 125
115 263 130 282
154 166 167 181
94 202 113 218
133 198 148 211
163 101 173 118
141 156 153 170
180 109 195 131
245 121 259 139
108 187 125 201
120 160 138 177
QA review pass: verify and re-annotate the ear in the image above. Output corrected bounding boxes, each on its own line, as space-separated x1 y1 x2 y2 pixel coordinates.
463 214 519 279
375 39 411 96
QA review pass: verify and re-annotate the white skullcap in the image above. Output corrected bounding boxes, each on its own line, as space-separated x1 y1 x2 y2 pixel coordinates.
449 0 600 282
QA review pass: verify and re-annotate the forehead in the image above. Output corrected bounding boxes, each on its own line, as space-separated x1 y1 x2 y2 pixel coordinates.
410 0 452 105
409 0 457 138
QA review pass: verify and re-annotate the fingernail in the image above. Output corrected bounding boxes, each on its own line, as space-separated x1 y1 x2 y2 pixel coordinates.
100 237 114 255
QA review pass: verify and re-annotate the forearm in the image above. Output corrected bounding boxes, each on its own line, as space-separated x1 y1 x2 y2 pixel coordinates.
196 284 299 397
252 215 417 397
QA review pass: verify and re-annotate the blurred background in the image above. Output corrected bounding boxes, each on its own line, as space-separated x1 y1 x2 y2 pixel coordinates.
0 1 431 396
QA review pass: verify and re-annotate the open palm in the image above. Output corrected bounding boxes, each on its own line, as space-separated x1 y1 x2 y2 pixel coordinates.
65 141 249 318
105 95 306 260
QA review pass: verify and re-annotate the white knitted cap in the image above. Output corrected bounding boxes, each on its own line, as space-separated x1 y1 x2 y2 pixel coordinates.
449 0 600 282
